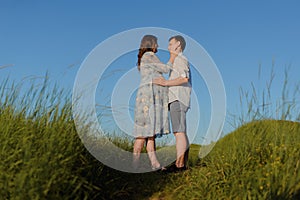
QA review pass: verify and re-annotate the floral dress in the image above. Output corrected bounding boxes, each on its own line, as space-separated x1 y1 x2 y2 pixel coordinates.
133 51 171 138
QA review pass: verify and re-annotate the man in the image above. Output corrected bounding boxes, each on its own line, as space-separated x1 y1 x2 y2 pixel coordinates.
153 35 191 171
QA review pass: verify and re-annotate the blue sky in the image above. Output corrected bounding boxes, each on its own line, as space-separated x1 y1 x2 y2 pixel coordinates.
1 1 300 144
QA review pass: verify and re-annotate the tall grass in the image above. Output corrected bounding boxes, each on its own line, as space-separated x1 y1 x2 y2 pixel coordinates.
0 75 104 199
228 66 300 128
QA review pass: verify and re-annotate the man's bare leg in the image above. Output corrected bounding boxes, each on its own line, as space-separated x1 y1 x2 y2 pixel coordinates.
175 132 189 168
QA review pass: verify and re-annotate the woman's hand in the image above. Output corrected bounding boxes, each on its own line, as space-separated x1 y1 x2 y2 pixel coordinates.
169 52 177 63
169 47 181 63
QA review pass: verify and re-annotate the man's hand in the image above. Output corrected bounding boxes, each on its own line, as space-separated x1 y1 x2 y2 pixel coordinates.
152 77 167 86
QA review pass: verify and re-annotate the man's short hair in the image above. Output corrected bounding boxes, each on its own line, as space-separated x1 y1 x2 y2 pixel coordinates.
169 35 186 51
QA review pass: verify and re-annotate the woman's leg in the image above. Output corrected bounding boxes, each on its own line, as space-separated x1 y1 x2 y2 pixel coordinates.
133 138 145 169
146 137 160 169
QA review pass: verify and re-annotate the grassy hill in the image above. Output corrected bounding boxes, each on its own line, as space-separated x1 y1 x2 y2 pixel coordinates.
1 105 299 200
1 79 300 199
150 120 300 199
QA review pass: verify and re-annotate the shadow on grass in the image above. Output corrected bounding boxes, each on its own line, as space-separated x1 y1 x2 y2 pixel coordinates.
292 190 300 200
97 166 170 200
269 189 300 200
78 143 202 200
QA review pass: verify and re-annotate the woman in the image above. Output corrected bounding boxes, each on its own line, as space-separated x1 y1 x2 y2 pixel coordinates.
133 35 175 170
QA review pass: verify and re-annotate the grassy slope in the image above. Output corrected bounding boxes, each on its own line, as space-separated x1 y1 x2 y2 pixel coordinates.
151 120 300 200
1 108 300 200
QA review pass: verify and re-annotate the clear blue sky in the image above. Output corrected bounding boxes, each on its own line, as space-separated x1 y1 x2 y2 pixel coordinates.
1 1 300 144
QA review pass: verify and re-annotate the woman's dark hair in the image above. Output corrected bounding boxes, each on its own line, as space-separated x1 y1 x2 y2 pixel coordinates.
137 35 158 70
169 35 186 51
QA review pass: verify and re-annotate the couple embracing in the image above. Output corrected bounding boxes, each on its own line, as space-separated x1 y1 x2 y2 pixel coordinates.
133 35 191 172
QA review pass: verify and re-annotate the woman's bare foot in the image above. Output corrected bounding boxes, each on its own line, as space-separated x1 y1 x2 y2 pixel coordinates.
151 162 161 170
